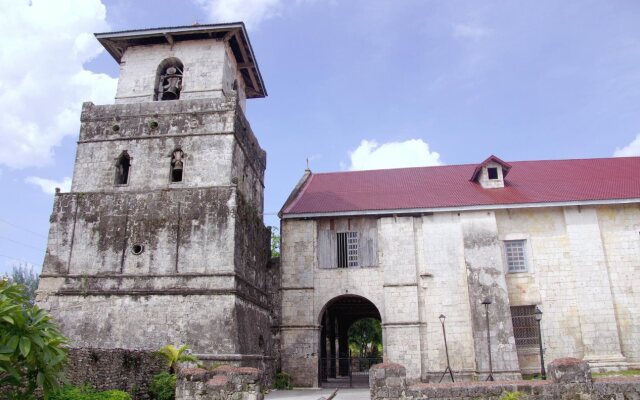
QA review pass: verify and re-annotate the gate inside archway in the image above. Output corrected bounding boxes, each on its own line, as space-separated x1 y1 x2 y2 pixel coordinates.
319 295 383 388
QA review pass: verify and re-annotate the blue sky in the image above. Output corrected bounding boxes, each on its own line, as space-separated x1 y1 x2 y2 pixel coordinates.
1 0 640 275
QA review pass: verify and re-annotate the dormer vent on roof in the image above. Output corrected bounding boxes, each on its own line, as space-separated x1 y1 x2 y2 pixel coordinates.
471 155 512 189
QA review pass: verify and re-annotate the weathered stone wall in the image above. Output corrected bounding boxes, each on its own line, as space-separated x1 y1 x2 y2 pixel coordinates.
115 39 247 110
64 348 166 399
496 205 637 372
280 202 640 386
38 189 274 368
370 359 640 400
38 66 274 384
420 213 476 381
74 96 265 212
596 204 640 366
176 366 264 400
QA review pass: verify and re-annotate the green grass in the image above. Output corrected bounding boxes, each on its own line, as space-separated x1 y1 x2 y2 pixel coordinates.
592 369 640 378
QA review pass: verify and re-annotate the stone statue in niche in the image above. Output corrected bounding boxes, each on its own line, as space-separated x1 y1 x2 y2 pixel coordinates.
171 149 184 182
159 66 183 100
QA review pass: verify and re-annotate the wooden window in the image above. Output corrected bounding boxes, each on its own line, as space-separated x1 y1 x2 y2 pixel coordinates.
337 232 358 268
510 305 539 347
505 240 527 272
317 218 378 269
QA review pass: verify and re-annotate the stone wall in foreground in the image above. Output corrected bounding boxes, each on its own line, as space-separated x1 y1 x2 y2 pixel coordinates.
370 358 640 400
176 365 263 400
64 348 166 399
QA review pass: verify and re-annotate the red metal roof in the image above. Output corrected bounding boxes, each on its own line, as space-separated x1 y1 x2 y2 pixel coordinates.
280 157 640 216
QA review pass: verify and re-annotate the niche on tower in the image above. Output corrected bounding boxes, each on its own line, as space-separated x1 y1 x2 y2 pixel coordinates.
114 151 131 185
170 148 185 183
155 58 184 101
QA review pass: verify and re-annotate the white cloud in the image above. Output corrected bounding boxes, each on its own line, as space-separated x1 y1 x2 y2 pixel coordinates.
0 0 117 169
195 0 283 29
25 176 72 194
614 134 640 157
453 23 490 39
347 139 443 171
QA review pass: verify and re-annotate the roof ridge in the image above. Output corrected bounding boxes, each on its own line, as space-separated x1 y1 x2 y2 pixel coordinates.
309 156 640 176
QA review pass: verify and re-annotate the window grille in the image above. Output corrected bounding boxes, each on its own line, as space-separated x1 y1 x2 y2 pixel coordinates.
511 305 540 347
337 232 358 268
505 240 527 272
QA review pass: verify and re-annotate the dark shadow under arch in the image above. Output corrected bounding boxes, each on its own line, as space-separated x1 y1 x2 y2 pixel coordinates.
318 295 382 388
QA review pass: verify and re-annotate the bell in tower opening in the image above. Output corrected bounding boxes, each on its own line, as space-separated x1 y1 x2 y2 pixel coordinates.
157 59 183 101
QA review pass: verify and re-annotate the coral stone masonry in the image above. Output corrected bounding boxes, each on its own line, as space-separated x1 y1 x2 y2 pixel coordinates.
279 157 640 386
34 21 640 395
36 23 275 382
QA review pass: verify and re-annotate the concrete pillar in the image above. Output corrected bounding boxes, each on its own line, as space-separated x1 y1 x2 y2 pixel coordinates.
564 207 626 369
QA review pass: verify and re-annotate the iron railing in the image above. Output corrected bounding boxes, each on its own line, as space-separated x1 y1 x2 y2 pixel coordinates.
320 356 383 388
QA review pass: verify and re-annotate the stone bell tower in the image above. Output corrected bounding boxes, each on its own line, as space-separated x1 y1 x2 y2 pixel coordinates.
37 24 274 373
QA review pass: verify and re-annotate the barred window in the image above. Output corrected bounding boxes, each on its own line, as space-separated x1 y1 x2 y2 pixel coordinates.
337 232 358 268
511 305 540 347
505 240 527 273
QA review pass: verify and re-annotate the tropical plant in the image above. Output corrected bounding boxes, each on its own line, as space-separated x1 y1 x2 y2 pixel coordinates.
155 344 199 374
270 226 281 258
499 391 524 400
149 371 176 400
0 278 68 399
50 385 132 400
348 318 382 358
273 372 292 390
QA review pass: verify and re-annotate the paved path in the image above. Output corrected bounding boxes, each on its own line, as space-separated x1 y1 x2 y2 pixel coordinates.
265 388 370 400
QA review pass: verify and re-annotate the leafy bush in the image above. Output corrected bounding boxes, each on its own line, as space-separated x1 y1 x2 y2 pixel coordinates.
274 372 292 390
149 372 176 400
499 391 524 400
50 385 131 400
0 278 68 399
154 345 199 374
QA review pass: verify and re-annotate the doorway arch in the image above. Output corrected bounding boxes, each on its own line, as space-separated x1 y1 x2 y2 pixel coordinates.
318 295 383 388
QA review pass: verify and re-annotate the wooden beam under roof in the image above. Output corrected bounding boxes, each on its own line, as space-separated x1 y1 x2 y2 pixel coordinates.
233 31 259 92
163 33 174 46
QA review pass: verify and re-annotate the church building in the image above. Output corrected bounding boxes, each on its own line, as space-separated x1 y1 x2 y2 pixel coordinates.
34 22 640 392
279 155 640 386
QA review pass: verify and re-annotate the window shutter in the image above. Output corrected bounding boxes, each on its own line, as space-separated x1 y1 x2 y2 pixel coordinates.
359 226 378 267
318 230 336 269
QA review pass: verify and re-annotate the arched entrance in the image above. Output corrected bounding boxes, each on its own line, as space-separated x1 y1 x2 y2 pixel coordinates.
318 295 383 388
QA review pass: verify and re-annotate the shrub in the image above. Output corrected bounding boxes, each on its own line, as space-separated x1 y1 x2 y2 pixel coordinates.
499 391 524 400
149 372 176 400
273 372 292 390
0 279 68 399
154 345 199 374
50 385 132 400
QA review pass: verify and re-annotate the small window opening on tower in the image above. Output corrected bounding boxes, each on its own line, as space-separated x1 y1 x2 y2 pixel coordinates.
487 167 499 180
156 58 184 101
170 149 184 183
114 151 131 185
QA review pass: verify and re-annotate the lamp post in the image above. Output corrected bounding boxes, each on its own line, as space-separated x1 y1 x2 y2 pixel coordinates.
534 306 546 380
482 298 494 381
438 314 455 383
